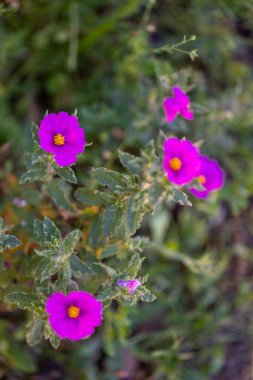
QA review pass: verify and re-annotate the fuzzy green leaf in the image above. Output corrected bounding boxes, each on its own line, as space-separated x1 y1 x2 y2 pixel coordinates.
139 287 157 302
170 188 192 207
53 165 77 184
70 255 93 275
26 319 45 347
31 149 46 164
63 230 81 255
126 194 145 236
92 167 128 193
5 292 40 310
93 262 117 278
124 252 145 278
19 168 47 184
44 179 72 211
35 257 59 282
33 219 45 246
31 123 40 145
43 217 62 244
101 244 119 259
102 204 123 237
75 188 104 206
0 234 22 252
118 150 142 175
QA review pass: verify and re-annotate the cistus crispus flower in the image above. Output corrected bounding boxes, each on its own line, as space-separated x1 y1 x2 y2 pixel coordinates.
163 86 194 123
189 155 224 199
163 137 200 186
45 291 102 341
38 111 85 166
117 279 141 294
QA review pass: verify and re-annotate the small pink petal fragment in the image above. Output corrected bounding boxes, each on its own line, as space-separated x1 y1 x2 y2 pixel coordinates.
163 86 194 123
117 279 141 294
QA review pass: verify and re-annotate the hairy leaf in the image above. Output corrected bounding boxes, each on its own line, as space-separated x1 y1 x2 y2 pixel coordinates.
92 167 128 193
53 165 77 184
75 188 104 206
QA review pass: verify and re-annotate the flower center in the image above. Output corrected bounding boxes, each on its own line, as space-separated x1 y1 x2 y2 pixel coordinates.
197 175 206 185
169 157 182 171
67 305 80 319
54 133 65 146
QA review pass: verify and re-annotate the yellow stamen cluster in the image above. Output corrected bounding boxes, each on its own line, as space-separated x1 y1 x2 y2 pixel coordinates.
169 157 182 171
68 305 80 319
197 175 206 185
54 133 65 146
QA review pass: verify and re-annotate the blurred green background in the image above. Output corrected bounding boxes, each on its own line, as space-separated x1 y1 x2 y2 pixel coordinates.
1 0 253 379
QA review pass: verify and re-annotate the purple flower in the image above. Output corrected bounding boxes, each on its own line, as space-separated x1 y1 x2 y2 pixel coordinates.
45 291 102 341
163 86 194 123
163 137 200 185
189 156 225 199
38 112 85 167
117 279 141 294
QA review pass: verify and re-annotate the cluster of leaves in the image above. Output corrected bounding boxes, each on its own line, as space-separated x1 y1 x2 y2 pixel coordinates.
1 1 253 379
2 117 194 349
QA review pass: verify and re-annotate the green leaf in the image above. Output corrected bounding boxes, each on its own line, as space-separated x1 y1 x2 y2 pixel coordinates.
129 237 153 252
34 249 57 258
92 167 128 193
23 189 41 205
6 344 37 373
139 287 157 302
101 244 119 259
170 188 192 207
70 255 93 275
33 219 45 246
63 230 80 255
35 257 59 282
19 168 47 184
55 265 72 291
88 215 103 247
123 252 144 278
31 122 39 145
50 333 61 349
43 217 62 244
149 182 166 205
44 179 72 211
118 150 142 175
141 140 157 163
26 319 45 347
97 286 119 302
0 234 22 252
102 204 123 237
99 192 116 204
5 292 40 310
158 246 214 275
126 194 145 236
53 165 77 184
93 262 117 278
31 148 46 164
74 188 104 206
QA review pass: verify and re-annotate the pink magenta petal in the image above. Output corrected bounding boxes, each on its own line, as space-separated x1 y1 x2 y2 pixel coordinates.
38 111 85 166
45 290 103 342
46 292 67 315
180 108 194 120
173 86 190 107
163 86 194 123
163 137 200 185
189 156 225 199
163 99 179 123
54 152 78 166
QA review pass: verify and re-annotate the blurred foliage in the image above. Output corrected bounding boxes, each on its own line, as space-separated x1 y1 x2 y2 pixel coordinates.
1 0 253 379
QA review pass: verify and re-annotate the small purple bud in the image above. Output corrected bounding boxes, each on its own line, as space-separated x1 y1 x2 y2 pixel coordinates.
117 279 141 294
